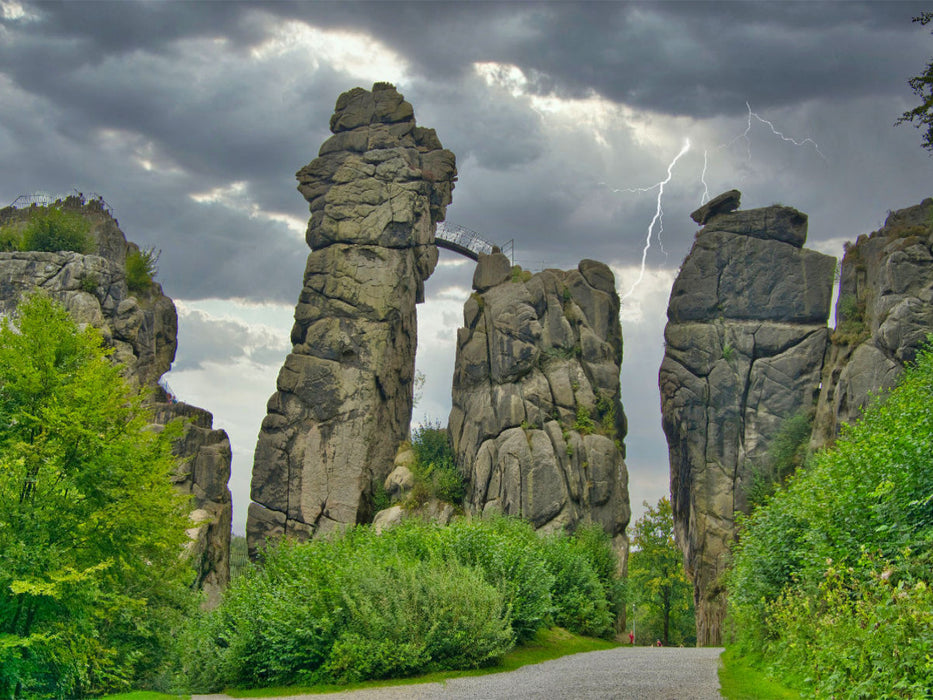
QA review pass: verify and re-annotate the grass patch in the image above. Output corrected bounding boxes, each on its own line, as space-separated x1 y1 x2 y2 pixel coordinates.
718 647 801 700
222 628 619 697
103 693 189 699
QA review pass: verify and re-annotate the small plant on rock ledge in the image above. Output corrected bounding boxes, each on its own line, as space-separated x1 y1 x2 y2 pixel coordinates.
126 246 160 293
573 406 595 435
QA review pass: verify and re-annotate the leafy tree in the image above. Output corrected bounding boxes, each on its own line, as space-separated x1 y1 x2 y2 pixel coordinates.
19 207 91 253
628 498 695 646
0 293 195 698
897 12 933 153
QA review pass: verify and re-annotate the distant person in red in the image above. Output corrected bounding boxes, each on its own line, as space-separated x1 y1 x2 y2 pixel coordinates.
655 639 662 647
628 631 634 644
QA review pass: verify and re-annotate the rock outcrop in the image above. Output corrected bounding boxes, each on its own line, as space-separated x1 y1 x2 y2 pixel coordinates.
450 254 630 559
248 84 456 554
0 196 233 606
660 193 835 644
812 198 933 449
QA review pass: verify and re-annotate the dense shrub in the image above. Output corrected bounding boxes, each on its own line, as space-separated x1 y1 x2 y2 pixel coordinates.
19 207 91 253
728 341 933 697
125 247 159 292
409 421 465 505
180 516 623 691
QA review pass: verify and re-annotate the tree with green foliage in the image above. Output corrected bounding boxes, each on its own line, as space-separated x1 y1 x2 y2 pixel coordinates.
729 340 933 697
19 207 91 253
628 498 695 646
897 12 933 153
0 294 195 698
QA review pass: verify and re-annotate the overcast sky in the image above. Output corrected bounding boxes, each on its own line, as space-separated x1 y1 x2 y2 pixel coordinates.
2 1 931 535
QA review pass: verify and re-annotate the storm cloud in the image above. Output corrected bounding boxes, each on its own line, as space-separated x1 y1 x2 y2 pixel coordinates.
2 0 931 532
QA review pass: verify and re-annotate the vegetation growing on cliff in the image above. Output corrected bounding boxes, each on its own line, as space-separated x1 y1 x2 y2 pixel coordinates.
728 341 933 697
0 206 92 254
0 295 195 698
126 247 160 293
406 421 464 506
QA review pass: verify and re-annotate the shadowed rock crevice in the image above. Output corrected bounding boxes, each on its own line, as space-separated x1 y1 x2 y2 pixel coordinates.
247 84 456 555
660 192 835 645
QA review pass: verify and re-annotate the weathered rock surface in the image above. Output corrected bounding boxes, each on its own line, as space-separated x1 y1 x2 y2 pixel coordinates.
0 196 232 606
450 254 630 560
660 194 835 645
248 84 456 554
812 198 933 449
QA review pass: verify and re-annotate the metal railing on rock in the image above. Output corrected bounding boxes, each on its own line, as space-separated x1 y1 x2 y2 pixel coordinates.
435 221 512 263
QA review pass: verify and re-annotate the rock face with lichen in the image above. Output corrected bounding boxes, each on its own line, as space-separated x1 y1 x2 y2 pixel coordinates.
247 84 456 555
660 192 835 645
449 253 630 559
812 198 933 449
0 196 232 607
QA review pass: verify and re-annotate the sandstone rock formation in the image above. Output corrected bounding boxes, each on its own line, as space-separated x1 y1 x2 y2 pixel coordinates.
0 196 232 606
450 254 630 558
660 193 835 644
248 84 456 554
812 198 933 449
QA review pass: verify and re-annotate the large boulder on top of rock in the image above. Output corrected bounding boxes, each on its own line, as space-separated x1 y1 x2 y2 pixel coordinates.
248 84 456 556
660 193 835 645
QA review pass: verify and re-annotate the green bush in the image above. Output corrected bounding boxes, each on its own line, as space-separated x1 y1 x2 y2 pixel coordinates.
728 340 933 696
19 207 91 253
126 248 160 293
442 517 555 642
409 421 465 505
539 533 614 637
181 523 514 690
0 225 21 251
178 517 624 692
745 410 813 510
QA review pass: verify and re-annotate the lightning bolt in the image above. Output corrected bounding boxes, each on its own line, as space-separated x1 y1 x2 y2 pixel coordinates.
699 102 825 205
621 138 691 300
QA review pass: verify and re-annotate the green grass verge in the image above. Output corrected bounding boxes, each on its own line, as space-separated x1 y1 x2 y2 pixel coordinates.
102 693 189 700
224 627 620 697
718 647 802 700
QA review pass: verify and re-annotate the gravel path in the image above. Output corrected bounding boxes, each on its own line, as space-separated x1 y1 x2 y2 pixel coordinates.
193 646 724 700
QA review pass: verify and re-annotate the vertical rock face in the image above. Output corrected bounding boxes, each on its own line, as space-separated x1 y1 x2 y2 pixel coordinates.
660 193 835 645
248 84 456 553
0 196 233 606
450 254 630 555
812 198 933 449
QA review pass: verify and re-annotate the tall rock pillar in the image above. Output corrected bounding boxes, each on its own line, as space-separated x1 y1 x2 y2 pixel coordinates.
247 84 456 553
659 192 835 644
450 255 630 562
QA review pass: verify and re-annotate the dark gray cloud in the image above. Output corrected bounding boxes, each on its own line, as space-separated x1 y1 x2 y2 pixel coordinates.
3 0 933 532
